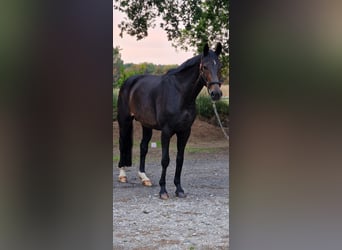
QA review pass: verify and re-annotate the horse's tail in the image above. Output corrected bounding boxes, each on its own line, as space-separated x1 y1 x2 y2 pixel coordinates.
118 75 145 168
117 75 146 168
117 78 133 168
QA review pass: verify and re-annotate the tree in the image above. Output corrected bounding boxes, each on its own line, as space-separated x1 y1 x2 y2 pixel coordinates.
114 0 229 81
113 46 124 87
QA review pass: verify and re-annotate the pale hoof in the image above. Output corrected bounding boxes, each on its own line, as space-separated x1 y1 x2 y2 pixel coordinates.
138 172 152 187
141 179 152 187
160 192 169 200
118 176 127 183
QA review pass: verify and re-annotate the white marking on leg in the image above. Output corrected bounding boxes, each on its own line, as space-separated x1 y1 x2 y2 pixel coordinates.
119 167 126 177
138 171 150 181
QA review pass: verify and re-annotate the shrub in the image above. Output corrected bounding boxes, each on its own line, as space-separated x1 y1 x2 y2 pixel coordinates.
196 95 214 118
214 98 229 116
196 95 229 119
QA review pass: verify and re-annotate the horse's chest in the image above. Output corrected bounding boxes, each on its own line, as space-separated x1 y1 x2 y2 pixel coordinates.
173 109 196 130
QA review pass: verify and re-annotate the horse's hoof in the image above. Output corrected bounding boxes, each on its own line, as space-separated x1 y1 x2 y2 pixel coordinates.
159 192 169 200
176 192 187 198
141 179 152 187
118 176 127 183
138 172 152 187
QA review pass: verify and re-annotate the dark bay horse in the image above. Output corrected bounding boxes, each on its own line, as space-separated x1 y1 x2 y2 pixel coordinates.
117 43 223 199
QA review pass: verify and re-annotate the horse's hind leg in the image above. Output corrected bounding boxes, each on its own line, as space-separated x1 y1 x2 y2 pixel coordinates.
118 115 133 183
174 128 191 198
138 126 153 186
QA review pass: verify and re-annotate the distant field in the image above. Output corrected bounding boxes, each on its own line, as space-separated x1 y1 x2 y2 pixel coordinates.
221 84 229 97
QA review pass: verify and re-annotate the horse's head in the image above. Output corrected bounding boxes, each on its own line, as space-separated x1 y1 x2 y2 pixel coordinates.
200 43 223 101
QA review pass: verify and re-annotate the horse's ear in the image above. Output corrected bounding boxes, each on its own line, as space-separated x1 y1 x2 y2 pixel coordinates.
203 43 209 56
215 42 222 56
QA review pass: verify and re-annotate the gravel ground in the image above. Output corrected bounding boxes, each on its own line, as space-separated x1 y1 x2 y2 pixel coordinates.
113 154 229 250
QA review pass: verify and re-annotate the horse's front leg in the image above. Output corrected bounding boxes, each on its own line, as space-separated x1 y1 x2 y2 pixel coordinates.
159 130 171 200
174 128 191 198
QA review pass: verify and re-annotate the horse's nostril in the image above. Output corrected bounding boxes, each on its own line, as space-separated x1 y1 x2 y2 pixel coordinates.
211 91 221 100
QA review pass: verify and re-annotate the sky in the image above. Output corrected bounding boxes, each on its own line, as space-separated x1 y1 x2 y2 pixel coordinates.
113 9 194 65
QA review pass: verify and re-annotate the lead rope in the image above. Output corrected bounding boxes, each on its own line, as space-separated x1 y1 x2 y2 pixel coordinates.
212 101 229 141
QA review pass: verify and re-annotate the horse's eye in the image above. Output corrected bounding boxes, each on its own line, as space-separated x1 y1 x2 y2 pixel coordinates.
203 66 208 70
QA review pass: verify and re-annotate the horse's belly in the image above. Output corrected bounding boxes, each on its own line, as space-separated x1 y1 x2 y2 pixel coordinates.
133 113 158 128
130 106 159 128
129 89 159 128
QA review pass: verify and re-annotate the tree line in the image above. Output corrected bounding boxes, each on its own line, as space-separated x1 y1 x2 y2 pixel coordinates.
113 46 178 88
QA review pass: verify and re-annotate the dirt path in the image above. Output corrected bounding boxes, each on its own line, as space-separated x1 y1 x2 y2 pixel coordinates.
113 119 229 249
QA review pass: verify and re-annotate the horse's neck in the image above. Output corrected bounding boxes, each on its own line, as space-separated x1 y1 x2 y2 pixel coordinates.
175 64 203 105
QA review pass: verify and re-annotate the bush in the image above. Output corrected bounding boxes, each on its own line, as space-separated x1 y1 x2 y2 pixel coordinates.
196 95 229 119
214 98 229 116
196 95 214 118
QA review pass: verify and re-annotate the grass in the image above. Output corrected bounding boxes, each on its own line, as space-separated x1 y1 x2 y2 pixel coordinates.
113 155 120 162
185 147 217 154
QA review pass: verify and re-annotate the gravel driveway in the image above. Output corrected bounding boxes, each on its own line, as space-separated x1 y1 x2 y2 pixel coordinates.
113 153 229 250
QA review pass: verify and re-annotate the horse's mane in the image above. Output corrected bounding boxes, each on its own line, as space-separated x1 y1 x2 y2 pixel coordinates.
166 54 202 75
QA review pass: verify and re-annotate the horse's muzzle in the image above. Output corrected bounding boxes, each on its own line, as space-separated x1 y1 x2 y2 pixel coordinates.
208 82 223 101
210 90 222 101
